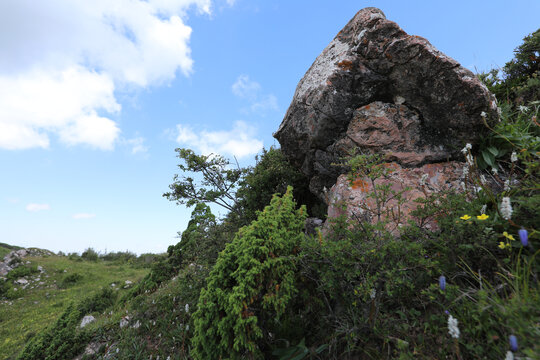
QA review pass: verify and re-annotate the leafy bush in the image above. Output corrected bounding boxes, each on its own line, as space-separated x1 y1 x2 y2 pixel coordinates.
6 265 39 281
81 248 99 261
192 187 307 359
59 273 83 288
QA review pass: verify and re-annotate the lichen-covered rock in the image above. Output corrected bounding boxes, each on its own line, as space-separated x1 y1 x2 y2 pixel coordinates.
274 7 498 200
325 162 464 234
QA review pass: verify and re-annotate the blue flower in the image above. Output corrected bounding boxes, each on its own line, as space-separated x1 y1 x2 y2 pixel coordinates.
439 275 446 291
509 334 518 352
518 229 528 246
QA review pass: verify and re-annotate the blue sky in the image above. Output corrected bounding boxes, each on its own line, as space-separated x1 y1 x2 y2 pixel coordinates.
1 0 539 254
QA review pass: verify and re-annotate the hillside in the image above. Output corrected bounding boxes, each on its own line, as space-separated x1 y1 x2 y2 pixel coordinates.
0 248 152 359
1 8 538 360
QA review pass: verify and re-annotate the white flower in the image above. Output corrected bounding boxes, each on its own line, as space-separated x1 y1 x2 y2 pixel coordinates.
504 180 510 191
447 315 460 339
462 165 469 177
481 111 487 118
518 105 529 113
460 181 466 190
480 204 487 215
511 151 518 163
370 288 376 300
420 174 429 186
466 154 474 166
499 197 513 220
461 143 472 154
505 351 514 360
185 303 189 313
492 167 498 175
480 174 487 185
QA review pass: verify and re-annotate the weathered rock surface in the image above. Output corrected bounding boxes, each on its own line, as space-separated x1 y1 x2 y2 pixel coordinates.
274 7 498 200
326 162 464 234
80 315 96 328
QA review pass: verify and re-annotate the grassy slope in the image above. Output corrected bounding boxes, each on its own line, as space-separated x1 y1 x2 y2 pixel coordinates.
0 243 23 259
0 254 149 359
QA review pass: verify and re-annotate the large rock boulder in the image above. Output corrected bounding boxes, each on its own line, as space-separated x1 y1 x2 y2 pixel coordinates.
274 7 498 200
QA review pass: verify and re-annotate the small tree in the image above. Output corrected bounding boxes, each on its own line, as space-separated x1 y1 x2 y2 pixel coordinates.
163 148 248 214
191 187 307 359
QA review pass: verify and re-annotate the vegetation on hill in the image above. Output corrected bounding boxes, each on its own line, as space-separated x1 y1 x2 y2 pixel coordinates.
2 29 538 360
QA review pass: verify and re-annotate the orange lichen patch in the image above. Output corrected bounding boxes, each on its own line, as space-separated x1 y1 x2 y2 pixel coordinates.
351 178 370 192
337 60 354 71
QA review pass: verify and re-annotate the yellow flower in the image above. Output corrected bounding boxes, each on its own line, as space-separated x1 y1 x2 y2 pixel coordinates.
498 242 510 249
460 215 472 220
477 214 489 220
503 232 515 241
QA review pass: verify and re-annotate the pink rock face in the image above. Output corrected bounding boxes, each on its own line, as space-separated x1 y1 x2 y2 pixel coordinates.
336 101 449 166
325 161 464 234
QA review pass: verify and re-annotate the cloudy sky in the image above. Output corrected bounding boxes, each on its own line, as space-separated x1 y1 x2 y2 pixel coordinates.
1 0 538 254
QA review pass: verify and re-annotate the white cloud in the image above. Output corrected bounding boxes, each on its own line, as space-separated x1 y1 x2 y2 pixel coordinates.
123 137 149 154
26 203 50 212
232 75 261 100
176 121 263 158
72 213 96 219
231 74 278 115
0 0 211 150
225 0 237 6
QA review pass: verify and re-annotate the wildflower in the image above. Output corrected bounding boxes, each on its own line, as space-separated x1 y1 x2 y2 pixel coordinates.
518 105 529 113
420 173 429 186
466 153 474 166
447 315 460 339
480 174 487 185
504 180 510 191
511 151 518 163
480 111 487 118
185 303 189 313
518 229 528 246
439 275 446 290
509 334 518 352
460 181 466 190
461 143 472 154
370 288 376 299
505 351 514 360
480 204 487 215
477 214 489 220
492 167 498 175
460 215 471 220
499 197 513 220
498 242 510 249
462 165 469 177
503 232 515 241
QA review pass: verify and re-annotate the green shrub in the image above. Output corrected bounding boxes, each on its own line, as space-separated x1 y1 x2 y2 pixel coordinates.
192 187 307 359
59 273 83 288
81 248 99 261
6 265 39 281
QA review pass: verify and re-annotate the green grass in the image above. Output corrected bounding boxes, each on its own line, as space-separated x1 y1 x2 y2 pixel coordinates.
0 243 23 259
0 254 149 359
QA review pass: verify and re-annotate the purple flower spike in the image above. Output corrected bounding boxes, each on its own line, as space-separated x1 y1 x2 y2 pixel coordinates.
518 229 528 246
509 334 518 352
439 275 446 291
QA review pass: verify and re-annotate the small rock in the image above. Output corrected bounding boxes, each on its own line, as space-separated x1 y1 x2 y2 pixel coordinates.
80 315 96 328
37 266 44 272
15 278 28 285
120 316 130 328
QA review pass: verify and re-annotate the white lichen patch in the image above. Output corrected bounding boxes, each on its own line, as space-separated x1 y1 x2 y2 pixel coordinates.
295 38 351 99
